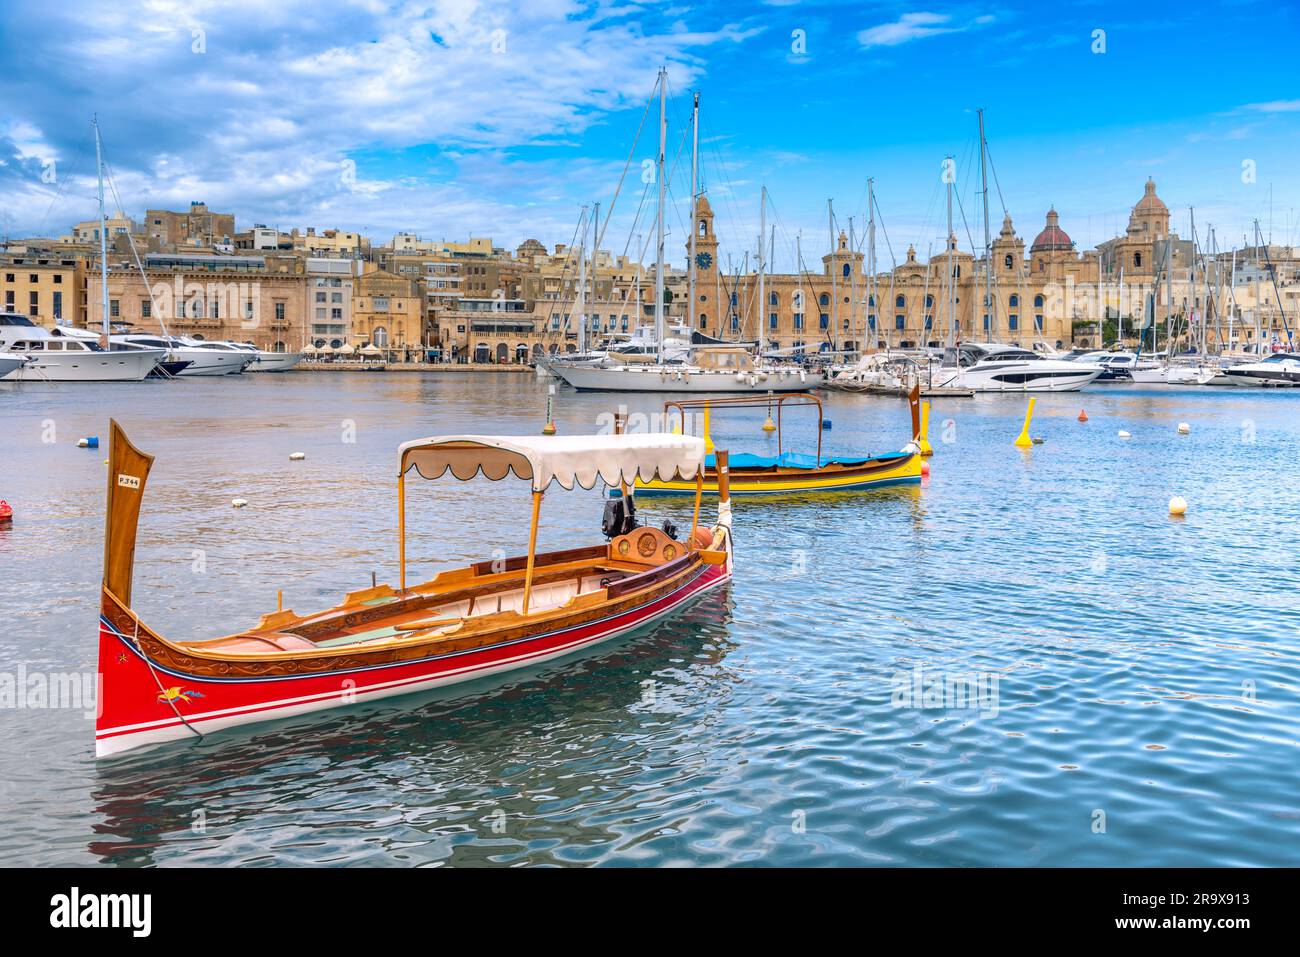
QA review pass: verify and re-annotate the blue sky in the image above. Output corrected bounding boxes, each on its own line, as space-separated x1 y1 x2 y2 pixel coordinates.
1 0 1296 272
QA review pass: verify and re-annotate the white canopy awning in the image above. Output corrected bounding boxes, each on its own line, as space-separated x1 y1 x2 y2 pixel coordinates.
398 433 705 491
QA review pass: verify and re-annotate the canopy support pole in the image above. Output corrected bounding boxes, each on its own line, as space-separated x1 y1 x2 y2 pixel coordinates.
398 469 407 593
521 489 543 615
691 473 703 539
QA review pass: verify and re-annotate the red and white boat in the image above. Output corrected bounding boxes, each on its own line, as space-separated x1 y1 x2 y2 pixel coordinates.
96 420 735 757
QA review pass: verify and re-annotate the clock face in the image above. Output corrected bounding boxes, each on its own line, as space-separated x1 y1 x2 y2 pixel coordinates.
694 251 713 270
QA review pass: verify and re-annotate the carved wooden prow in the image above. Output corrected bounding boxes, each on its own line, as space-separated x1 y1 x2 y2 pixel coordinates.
102 419 154 608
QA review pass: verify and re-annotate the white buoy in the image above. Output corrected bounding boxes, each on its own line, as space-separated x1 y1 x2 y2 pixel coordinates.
232 498 248 508
1168 496 1188 516
1177 422 1191 435
1117 430 1131 439
289 451 306 461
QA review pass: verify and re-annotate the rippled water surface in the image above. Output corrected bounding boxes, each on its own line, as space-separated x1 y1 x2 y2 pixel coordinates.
2 371 1298 866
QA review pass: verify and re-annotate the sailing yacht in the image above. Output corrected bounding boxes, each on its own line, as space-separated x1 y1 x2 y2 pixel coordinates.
553 344 820 392
932 343 1102 392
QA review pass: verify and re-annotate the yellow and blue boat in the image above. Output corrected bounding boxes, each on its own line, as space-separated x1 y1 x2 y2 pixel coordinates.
629 391 924 498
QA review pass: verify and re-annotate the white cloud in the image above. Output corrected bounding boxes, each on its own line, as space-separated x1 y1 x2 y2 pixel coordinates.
857 11 992 49
1241 99 1300 113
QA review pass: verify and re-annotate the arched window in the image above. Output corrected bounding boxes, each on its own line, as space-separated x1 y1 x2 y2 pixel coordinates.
769 291 778 306
793 291 804 310
730 292 737 306
1134 252 1143 268
868 294 876 308
1004 254 1013 269
699 312 707 329
1034 294 1044 308
895 294 905 309
842 263 850 278
373 326 389 347
1009 294 1019 309
819 293 829 306
925 295 934 309
699 220 707 236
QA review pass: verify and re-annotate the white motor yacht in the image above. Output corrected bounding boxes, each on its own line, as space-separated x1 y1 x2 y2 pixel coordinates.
552 345 821 393
0 313 163 382
0 354 29 380
114 334 249 376
227 341 304 372
932 343 1102 392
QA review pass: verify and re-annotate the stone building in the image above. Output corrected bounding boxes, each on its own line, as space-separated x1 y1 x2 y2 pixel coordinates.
144 202 235 247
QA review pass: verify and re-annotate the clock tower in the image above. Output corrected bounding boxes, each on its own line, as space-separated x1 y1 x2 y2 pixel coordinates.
688 193 719 331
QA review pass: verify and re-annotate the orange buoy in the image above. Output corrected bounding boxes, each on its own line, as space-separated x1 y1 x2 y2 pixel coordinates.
1078 409 1089 422
920 460 931 477
0 500 12 524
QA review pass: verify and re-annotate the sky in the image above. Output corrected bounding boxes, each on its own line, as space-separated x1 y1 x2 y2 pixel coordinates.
1 0 1297 273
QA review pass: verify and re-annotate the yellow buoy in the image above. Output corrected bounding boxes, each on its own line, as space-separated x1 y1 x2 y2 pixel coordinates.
1177 422 1190 435
918 400 934 456
1168 496 1188 516
762 414 776 432
1013 398 1036 448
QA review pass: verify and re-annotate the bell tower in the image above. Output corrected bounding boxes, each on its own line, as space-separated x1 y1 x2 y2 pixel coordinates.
687 193 719 331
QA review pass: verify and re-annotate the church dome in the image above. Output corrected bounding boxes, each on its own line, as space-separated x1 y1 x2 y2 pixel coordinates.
1134 177 1167 213
1030 207 1072 253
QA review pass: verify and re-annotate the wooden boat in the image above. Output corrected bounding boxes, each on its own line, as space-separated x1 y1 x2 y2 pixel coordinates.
630 388 923 497
95 419 735 757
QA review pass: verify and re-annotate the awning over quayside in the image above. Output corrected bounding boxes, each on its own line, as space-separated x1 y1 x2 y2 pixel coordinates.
398 433 705 492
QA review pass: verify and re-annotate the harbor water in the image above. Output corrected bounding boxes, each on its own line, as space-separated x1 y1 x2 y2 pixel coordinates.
1 371 1298 866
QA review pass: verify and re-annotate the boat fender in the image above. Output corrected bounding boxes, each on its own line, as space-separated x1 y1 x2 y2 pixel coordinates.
734 372 746 382
799 370 807 383
0 500 12 524
691 527 713 548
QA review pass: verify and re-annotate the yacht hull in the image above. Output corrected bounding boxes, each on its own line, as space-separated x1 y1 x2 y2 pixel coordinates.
554 363 822 392
933 364 1100 393
248 352 303 373
1 349 160 382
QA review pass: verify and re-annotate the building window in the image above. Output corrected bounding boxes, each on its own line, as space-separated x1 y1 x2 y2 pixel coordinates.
842 263 850 278
983 314 991 331
895 294 905 309
819 293 829 306
868 315 876 330
699 313 707 330
109 298 119 318
54 274 62 284
1134 252 1142 268
29 291 39 315
53 292 63 319
1004 254 1013 269
769 312 778 331
1009 294 1019 309
730 314 739 332
275 302 286 322
1034 294 1044 309
794 313 804 331
894 315 904 330
769 291 778 306
315 291 326 303
819 313 829 330
1034 314 1044 331
140 299 150 318
1009 314 1018 331
729 292 737 306
374 326 389 347
924 315 932 330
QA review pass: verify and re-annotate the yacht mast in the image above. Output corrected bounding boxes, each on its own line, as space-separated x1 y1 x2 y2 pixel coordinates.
867 177 876 350
796 232 804 349
688 91 699 336
758 185 766 355
829 199 837 353
93 116 110 347
978 109 993 343
575 205 589 354
654 66 667 363
945 157 955 348
849 216 857 353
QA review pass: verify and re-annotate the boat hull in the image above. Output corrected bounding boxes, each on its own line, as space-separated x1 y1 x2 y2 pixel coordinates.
248 352 303 372
95 562 730 757
554 363 822 392
632 451 922 496
1 349 161 382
